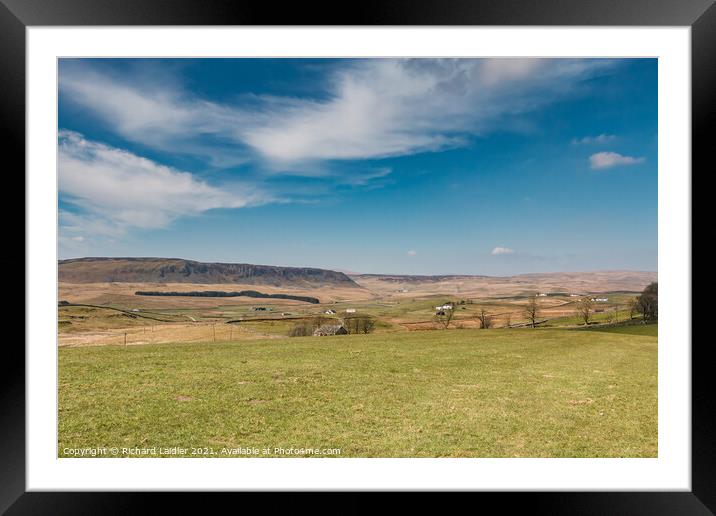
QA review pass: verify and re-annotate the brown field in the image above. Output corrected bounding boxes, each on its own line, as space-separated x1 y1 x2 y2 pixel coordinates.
58 319 288 347
58 281 375 308
58 270 656 347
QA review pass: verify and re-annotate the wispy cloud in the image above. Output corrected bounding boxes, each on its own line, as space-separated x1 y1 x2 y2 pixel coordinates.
407 250 417 256
572 133 616 145
60 59 617 171
238 59 615 166
491 247 515 255
589 151 645 170
58 131 269 238
339 167 393 189
59 62 255 168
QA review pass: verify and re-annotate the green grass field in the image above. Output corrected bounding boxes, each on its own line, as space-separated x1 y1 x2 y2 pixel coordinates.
582 323 658 337
58 327 657 458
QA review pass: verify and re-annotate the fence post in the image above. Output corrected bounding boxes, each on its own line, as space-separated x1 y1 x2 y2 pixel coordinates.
124 332 127 347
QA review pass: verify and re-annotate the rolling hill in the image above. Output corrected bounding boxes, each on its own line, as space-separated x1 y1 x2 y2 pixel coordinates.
350 270 658 297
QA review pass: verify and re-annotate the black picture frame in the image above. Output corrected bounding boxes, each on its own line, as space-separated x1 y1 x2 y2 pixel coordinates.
2 0 708 513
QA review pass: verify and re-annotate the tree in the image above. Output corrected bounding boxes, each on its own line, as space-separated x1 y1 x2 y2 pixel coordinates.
576 297 594 325
310 316 333 330
503 312 512 329
288 322 313 337
627 297 639 320
637 282 658 322
343 314 360 334
605 309 615 325
434 306 456 329
360 317 376 334
343 314 377 334
477 308 493 329
524 296 540 328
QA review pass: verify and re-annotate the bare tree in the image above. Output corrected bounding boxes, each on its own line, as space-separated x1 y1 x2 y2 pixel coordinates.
503 312 512 329
576 297 594 325
524 296 540 328
605 309 615 325
288 322 313 337
477 308 493 329
434 307 456 329
360 317 376 334
343 314 360 334
342 314 377 334
310 315 333 330
637 282 658 323
627 297 639 320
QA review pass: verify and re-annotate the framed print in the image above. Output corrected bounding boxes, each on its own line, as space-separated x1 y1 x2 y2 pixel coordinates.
3 0 710 513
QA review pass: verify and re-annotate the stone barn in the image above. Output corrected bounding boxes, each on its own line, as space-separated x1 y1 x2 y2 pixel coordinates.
313 324 348 336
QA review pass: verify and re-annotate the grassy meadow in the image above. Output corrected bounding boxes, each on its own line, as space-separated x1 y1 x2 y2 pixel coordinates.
58 326 657 458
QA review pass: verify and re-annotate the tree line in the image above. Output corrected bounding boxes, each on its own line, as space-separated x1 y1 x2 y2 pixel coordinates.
135 290 320 304
431 281 658 329
288 313 376 337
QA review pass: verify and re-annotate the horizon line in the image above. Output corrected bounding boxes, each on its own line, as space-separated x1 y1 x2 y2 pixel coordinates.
58 256 658 279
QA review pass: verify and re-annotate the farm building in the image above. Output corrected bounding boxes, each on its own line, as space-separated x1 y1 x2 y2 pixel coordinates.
591 298 609 302
313 324 348 336
345 308 356 313
434 304 454 311
324 309 337 315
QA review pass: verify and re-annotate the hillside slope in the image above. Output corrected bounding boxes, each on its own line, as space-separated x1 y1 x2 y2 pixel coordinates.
351 270 657 297
59 257 360 288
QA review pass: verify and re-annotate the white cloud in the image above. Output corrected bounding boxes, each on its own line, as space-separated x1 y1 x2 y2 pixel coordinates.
572 134 616 145
242 59 615 165
407 250 417 256
59 63 253 167
589 151 645 169
60 59 617 170
58 131 268 237
491 247 515 255
341 167 393 187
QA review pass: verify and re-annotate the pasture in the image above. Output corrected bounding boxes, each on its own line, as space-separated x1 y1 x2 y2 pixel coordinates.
58 326 657 458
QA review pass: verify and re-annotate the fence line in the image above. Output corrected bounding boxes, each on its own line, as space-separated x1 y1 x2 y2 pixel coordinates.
58 321 259 348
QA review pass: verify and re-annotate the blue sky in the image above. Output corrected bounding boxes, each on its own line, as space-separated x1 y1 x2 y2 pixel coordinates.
58 58 657 275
